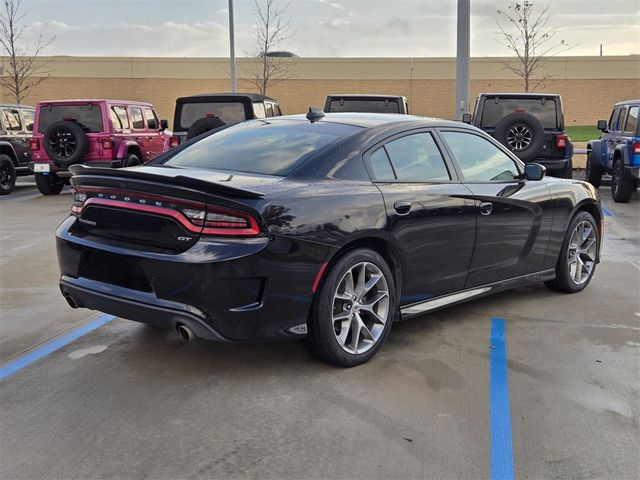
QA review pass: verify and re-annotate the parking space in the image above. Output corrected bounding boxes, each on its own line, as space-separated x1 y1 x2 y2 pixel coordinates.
1 179 639 479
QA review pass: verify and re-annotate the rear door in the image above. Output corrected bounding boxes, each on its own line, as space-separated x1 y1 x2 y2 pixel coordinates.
438 129 553 286
129 106 150 162
366 129 477 304
143 107 164 159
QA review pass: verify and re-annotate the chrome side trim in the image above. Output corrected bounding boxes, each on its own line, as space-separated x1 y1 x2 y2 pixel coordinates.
401 287 491 316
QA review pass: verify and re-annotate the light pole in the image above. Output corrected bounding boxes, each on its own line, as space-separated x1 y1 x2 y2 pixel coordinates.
455 0 470 120
228 0 237 93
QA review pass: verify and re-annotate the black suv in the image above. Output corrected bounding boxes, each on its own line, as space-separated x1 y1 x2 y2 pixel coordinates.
0 104 35 195
324 94 410 114
172 93 282 143
465 93 573 178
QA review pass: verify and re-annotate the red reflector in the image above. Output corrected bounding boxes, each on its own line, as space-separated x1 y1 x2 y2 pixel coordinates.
29 138 40 151
633 142 640 154
515 109 525 113
100 137 113 149
205 113 217 118
63 116 75 121
312 262 329 293
556 134 568 148
169 136 180 148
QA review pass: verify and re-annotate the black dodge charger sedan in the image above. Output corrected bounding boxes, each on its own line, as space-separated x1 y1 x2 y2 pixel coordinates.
57 112 602 366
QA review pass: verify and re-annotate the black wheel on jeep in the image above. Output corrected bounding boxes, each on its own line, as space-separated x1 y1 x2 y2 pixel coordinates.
186 116 226 140
43 121 89 167
123 153 141 167
494 111 545 162
585 150 602 187
611 159 634 203
35 173 64 195
0 155 16 195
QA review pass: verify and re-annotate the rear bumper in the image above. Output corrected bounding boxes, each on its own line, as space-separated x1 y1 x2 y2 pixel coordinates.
529 157 571 171
29 159 125 175
56 216 337 341
625 166 639 180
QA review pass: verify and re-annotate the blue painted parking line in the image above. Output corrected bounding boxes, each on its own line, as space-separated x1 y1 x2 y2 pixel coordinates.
0 314 115 381
490 317 515 480
602 207 614 217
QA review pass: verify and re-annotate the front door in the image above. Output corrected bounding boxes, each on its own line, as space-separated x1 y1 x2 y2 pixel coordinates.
438 129 553 287
366 130 477 305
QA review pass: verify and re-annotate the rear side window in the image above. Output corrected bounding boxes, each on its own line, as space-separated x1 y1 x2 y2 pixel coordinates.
131 107 145 129
21 109 34 132
165 120 361 176
143 108 158 130
265 103 274 117
368 148 395 181
624 106 639 134
441 131 519 182
383 132 450 181
110 106 130 130
2 109 22 131
328 99 401 114
481 98 558 129
253 102 266 118
37 104 103 133
179 102 246 129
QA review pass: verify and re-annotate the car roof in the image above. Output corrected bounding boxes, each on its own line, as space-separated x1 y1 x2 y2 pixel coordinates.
477 92 561 98
36 99 154 107
0 103 34 109
613 99 640 107
176 93 277 103
326 94 407 100
269 112 463 129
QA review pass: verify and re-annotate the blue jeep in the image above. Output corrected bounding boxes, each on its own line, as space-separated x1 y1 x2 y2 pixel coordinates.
586 100 639 203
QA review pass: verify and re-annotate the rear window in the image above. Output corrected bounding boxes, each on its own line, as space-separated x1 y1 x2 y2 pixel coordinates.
165 120 361 176
179 102 246 129
328 99 402 114
38 104 103 133
481 98 559 129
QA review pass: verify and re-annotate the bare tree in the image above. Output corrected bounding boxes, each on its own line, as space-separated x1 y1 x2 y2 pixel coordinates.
0 0 54 103
495 1 571 92
243 0 293 96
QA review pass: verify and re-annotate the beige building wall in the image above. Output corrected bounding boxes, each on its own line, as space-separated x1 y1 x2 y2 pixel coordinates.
1 56 638 127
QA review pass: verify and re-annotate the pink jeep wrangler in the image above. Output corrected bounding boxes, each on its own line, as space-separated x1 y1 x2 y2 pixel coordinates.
29 99 176 195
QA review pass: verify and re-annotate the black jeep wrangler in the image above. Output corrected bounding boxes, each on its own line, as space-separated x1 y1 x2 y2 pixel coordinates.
324 94 410 114
172 93 282 144
465 93 573 178
0 104 35 195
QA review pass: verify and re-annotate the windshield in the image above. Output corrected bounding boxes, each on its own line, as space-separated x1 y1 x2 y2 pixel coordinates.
481 98 559 129
328 99 402 114
179 102 247 129
165 119 361 176
37 104 103 133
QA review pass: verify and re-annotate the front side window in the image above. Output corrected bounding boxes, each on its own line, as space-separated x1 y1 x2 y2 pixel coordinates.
21 109 34 132
617 107 628 132
2 109 22 131
624 106 639 134
110 106 130 130
143 108 158 130
609 108 620 131
441 131 520 182
383 132 450 181
131 107 145 129
265 103 274 118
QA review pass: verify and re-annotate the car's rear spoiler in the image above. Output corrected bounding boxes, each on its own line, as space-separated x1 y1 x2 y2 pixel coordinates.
68 164 264 199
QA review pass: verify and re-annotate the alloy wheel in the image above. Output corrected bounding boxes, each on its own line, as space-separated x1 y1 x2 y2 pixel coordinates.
49 128 78 158
567 220 597 285
331 261 390 354
506 123 532 151
0 164 10 188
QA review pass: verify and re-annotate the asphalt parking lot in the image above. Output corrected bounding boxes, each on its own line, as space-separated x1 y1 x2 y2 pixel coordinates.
1 177 639 479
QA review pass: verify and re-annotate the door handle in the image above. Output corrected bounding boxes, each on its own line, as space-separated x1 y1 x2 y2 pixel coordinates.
394 201 412 215
479 202 493 216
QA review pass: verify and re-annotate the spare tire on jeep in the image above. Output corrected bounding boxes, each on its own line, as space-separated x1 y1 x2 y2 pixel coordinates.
43 120 89 167
493 111 545 162
186 116 226 140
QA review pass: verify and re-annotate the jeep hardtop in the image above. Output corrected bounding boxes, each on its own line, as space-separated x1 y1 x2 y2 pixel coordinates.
324 94 410 114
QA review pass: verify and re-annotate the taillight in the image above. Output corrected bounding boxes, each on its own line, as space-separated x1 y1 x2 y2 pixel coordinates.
169 136 180 148
100 137 113 149
183 205 260 236
633 141 640 155
556 134 568 148
29 139 40 151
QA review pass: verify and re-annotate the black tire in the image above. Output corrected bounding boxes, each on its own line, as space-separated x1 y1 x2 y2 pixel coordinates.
186 116 226 140
585 150 602 187
494 111 545 162
43 121 89 167
0 155 16 195
611 159 634 203
35 173 64 195
544 211 599 293
123 153 141 167
302 248 396 367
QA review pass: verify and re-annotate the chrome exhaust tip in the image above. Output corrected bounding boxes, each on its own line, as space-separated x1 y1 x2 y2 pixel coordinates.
176 324 193 341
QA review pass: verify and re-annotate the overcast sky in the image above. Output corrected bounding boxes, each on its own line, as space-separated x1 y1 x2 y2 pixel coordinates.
22 0 639 57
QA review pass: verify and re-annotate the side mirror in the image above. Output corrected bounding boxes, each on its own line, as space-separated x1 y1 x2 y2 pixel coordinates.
524 163 546 181
596 119 607 131
462 113 472 124
160 119 169 130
